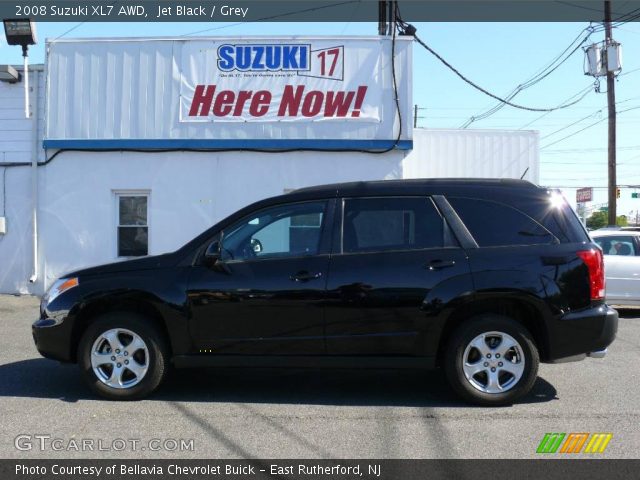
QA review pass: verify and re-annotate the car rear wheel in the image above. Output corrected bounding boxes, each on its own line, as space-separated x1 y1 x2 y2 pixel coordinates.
78 313 169 400
444 315 539 406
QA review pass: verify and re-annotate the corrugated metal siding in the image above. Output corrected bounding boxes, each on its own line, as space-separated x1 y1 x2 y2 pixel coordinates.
45 36 412 145
402 128 540 183
0 68 46 294
0 70 45 163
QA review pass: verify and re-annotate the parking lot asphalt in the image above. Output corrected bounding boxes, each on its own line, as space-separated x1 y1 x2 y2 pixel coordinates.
0 294 638 459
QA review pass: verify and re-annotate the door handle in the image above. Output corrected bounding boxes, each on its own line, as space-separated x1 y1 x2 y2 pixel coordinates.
290 271 323 282
427 259 456 271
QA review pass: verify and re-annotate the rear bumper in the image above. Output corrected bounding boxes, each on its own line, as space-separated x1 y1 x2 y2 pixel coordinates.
545 304 618 363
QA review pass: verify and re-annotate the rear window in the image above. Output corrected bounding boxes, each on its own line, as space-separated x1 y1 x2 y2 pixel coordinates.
513 195 590 244
448 197 557 247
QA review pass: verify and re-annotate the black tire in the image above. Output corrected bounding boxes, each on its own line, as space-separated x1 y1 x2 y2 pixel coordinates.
443 315 539 406
78 312 169 400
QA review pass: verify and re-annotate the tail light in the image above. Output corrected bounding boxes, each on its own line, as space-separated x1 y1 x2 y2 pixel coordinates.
576 249 605 300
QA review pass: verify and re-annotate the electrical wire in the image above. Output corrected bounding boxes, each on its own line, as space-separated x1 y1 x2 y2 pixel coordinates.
541 105 640 149
411 32 596 113
52 23 85 41
461 25 597 127
540 95 640 141
518 84 595 129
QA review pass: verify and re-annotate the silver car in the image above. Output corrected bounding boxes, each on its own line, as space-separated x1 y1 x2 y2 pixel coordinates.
591 229 640 308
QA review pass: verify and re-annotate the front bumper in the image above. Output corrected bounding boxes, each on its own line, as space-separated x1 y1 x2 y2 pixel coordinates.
32 316 75 363
545 304 618 363
587 348 608 358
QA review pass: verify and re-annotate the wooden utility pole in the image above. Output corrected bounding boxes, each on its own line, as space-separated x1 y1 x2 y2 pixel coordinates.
605 0 617 226
378 1 387 35
414 105 418 128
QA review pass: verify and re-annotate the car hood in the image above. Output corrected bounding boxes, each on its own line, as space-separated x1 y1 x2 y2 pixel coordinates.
64 253 178 278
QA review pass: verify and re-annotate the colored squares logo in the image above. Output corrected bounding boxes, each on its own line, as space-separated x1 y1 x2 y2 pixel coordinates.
537 433 612 454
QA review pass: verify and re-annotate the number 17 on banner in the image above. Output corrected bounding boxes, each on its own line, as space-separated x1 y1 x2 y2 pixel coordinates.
299 46 344 81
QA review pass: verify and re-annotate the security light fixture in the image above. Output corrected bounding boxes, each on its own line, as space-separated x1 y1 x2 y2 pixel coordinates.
3 19 37 50
0 65 21 83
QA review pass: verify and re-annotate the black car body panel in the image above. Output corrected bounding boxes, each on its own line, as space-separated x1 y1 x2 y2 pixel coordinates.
33 178 618 369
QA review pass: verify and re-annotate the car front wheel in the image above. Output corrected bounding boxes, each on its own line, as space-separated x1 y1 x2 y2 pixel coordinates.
78 313 169 400
444 315 539 406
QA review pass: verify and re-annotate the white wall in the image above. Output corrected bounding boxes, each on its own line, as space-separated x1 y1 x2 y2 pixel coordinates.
0 68 45 295
403 128 540 184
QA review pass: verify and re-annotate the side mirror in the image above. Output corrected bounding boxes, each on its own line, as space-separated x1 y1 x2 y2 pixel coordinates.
204 240 221 267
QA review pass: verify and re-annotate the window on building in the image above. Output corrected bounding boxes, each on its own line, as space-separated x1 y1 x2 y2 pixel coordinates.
448 197 556 247
342 197 444 253
116 193 149 257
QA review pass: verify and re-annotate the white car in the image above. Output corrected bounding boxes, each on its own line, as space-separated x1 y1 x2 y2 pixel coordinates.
591 229 640 308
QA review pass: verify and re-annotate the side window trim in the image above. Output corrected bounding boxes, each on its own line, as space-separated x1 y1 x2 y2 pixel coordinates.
338 195 448 255
432 195 478 249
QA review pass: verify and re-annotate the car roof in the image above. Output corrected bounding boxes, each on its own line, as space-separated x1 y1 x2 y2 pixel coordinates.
591 229 640 237
286 178 541 200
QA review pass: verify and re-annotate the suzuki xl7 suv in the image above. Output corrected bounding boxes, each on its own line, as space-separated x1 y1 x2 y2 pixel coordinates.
33 179 617 405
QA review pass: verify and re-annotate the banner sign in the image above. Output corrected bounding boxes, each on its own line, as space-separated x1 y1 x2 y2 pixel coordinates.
179 39 382 123
576 187 593 203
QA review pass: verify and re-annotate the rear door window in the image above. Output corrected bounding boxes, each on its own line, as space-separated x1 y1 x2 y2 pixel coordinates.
342 197 444 253
448 197 557 247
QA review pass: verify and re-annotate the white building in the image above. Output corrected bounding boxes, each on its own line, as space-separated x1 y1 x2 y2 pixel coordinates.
0 36 538 295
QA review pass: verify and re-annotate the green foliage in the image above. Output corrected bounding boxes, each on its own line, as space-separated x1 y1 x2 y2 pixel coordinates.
587 211 607 230
587 211 628 229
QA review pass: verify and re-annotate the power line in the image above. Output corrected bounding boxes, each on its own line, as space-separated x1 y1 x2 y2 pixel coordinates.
541 105 640 149
543 145 640 154
52 23 85 41
517 85 594 129
412 32 597 113
461 25 597 128
540 95 640 141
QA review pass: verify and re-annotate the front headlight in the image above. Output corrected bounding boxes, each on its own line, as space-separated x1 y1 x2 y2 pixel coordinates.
44 277 79 305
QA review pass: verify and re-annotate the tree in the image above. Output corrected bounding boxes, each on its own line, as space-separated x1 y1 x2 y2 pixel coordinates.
587 211 607 230
586 211 628 229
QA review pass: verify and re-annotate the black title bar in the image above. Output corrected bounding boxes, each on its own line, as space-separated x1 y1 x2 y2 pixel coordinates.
2 459 640 480
1 1 640 23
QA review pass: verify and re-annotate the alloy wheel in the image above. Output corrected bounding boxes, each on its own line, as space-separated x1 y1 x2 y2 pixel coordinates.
461 331 525 394
90 328 149 389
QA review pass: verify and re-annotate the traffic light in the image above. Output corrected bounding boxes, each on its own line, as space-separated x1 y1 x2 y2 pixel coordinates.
616 188 621 199
633 192 639 199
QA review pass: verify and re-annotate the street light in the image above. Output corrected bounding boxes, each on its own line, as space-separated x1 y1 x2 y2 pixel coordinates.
3 19 37 118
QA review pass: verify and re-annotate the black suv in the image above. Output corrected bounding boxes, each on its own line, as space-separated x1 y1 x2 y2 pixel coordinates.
33 179 617 405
